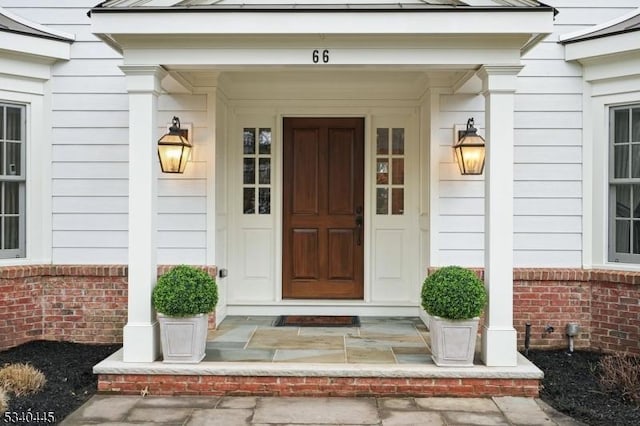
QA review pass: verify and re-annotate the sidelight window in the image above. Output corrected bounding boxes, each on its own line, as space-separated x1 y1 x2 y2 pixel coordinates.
375 127 404 215
243 127 272 215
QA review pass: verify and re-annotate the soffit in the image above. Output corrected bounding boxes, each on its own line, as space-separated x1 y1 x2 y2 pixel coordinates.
176 69 462 98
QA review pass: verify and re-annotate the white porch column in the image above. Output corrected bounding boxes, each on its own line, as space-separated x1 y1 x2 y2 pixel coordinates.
478 65 523 367
120 65 167 363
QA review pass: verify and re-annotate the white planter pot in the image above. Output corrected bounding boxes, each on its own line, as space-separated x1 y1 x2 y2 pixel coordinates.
422 312 432 330
158 313 208 363
429 315 479 367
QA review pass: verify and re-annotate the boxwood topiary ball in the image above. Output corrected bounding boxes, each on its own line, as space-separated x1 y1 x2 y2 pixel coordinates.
152 265 218 317
421 266 487 320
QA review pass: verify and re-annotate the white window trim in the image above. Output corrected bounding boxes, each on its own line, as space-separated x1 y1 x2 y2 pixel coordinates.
607 104 640 264
0 11 69 265
584 85 640 271
0 90 52 266
0 102 27 258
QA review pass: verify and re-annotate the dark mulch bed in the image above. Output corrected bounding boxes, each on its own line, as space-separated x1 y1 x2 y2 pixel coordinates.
0 341 120 425
525 349 640 426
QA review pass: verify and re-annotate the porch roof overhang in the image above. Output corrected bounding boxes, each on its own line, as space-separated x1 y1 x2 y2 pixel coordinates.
0 6 73 63
90 1 555 59
561 7 640 60
560 8 640 82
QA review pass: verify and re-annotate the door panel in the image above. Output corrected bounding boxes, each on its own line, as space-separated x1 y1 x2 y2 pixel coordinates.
283 117 364 299
292 229 320 280
328 128 356 215
291 129 320 215
328 229 355 280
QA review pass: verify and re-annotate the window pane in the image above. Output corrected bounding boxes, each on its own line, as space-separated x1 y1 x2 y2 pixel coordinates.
259 158 270 184
392 188 404 215
632 108 640 142
6 142 20 176
633 145 640 178
376 188 388 215
0 106 4 139
6 107 21 141
392 158 404 185
243 128 255 154
635 221 640 254
376 159 388 184
616 220 631 253
634 185 640 219
243 158 255 184
4 216 18 249
0 142 4 175
392 128 404 155
615 109 629 143
616 185 631 217
243 188 255 214
259 188 270 214
376 128 389 155
259 128 271 155
614 145 629 178
4 182 18 214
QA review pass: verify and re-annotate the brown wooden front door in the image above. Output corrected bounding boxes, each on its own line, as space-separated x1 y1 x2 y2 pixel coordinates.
283 117 364 299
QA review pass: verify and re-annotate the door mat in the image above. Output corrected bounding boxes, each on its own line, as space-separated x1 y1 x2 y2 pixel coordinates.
274 315 360 327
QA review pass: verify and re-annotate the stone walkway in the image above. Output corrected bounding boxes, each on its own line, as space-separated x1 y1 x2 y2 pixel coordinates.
61 395 584 425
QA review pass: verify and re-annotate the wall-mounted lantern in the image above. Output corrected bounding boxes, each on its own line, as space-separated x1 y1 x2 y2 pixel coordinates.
157 116 192 173
453 118 485 175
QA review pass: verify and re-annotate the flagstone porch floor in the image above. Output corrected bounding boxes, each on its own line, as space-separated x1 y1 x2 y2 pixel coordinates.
205 316 434 365
94 316 543 397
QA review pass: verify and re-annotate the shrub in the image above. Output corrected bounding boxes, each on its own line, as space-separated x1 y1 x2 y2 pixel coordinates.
0 363 46 396
152 265 218 317
599 352 640 402
421 266 487 320
0 388 7 413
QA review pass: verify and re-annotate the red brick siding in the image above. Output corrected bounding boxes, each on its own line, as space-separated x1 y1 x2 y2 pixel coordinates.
0 265 216 351
513 276 592 351
512 269 640 355
426 268 640 355
97 374 539 398
590 280 640 353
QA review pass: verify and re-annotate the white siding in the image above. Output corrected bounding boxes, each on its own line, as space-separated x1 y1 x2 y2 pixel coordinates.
1 0 210 265
435 0 638 267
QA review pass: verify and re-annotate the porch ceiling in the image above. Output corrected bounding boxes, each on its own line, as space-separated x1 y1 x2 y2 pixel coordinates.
165 68 468 97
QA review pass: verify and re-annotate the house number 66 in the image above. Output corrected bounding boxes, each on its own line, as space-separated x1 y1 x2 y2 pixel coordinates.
312 49 330 64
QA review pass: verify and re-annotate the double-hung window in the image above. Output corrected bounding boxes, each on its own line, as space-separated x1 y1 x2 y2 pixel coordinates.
609 105 640 263
0 103 26 258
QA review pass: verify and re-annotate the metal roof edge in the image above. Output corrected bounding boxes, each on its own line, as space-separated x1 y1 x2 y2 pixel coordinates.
560 27 640 46
559 7 640 45
90 4 555 13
